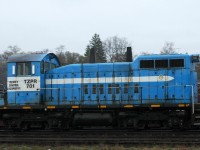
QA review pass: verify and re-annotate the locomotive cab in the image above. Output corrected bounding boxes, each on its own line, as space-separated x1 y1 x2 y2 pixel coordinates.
7 53 60 106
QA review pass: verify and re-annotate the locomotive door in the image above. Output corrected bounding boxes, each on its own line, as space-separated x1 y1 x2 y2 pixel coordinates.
62 73 72 105
99 72 106 104
44 73 51 104
183 71 191 102
156 70 167 104
149 70 157 103
133 70 141 104
168 69 184 103
51 74 59 105
121 72 129 103
44 73 60 105
90 72 98 104
83 73 91 105
167 65 187 104
139 70 149 104
174 69 184 103
114 72 122 104
105 72 113 104
167 70 175 103
72 73 81 105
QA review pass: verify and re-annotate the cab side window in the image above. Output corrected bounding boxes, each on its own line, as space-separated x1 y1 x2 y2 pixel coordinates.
41 61 50 74
51 63 56 69
44 62 49 72
41 61 44 74
16 62 31 76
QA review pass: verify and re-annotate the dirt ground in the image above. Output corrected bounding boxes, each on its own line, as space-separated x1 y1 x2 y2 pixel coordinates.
0 144 199 150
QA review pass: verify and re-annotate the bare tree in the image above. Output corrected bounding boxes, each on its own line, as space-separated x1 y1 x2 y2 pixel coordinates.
103 36 131 62
0 45 22 87
55 45 66 66
140 51 153 55
55 45 85 65
7 45 21 54
65 51 85 64
32 49 50 54
160 42 176 54
0 55 6 87
1 45 21 62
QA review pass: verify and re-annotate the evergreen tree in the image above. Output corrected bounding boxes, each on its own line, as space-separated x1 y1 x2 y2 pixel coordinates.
84 34 106 63
84 45 91 63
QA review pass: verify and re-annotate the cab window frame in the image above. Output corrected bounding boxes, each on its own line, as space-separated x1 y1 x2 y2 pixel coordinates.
16 62 31 76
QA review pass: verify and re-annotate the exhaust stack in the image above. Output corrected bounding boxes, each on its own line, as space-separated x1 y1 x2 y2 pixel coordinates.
126 47 132 62
89 48 96 63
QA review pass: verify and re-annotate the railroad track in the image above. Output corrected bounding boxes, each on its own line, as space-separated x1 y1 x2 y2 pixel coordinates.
0 130 200 144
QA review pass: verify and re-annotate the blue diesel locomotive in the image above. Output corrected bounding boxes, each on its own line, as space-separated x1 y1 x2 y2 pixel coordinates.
0 51 200 130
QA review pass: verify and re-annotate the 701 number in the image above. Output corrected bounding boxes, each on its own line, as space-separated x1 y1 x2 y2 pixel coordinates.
27 84 35 88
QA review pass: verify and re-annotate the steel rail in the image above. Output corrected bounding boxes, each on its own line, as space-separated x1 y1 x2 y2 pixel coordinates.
0 130 200 144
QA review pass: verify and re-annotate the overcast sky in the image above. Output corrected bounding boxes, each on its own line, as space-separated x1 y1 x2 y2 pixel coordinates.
0 0 200 55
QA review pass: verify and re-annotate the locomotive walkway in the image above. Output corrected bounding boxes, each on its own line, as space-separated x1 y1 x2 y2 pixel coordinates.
0 129 200 144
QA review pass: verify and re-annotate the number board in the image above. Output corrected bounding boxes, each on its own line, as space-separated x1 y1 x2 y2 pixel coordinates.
7 76 40 91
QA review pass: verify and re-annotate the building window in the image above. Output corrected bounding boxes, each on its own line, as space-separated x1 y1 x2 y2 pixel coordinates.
170 59 184 67
155 60 168 68
16 62 31 76
140 60 154 68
